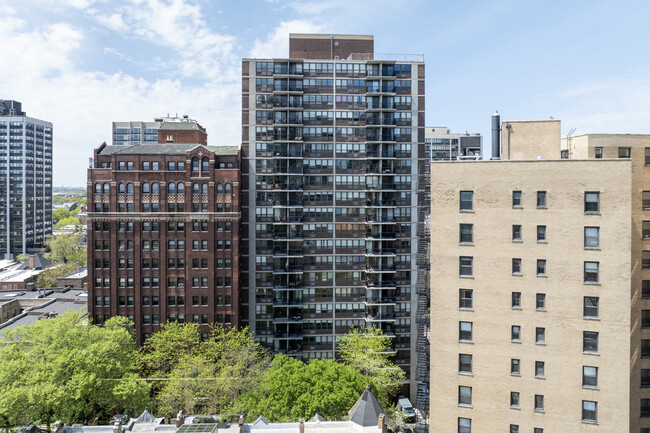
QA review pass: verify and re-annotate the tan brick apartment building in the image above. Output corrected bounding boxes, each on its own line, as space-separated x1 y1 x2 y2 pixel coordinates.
87 142 240 344
430 120 643 432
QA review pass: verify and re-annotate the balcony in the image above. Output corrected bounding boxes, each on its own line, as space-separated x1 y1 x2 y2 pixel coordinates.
364 297 396 306
365 313 396 322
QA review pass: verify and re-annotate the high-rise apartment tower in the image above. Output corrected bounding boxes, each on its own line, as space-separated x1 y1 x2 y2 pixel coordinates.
0 100 53 259
241 34 426 397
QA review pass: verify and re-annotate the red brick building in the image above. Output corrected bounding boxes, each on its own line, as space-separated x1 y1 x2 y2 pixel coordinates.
87 142 240 343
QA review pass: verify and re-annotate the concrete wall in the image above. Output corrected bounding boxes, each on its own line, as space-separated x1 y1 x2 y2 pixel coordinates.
430 159 631 432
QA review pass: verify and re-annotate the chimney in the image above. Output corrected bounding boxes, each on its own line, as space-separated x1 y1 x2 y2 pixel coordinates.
238 415 244 433
175 410 185 428
299 418 305 433
491 111 501 159
378 414 387 433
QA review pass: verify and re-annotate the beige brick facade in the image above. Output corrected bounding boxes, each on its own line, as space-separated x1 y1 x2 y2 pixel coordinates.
430 158 632 432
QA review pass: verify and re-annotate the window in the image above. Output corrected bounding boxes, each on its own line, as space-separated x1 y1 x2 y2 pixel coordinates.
511 292 521 308
459 289 473 309
459 354 472 374
459 321 473 342
643 399 650 418
583 331 598 353
644 191 650 210
536 293 546 310
512 190 522 207
458 386 472 406
582 400 597 423
510 425 519 433
584 261 599 283
460 191 473 211
537 225 546 242
535 361 545 378
510 392 520 408
646 148 650 165
583 366 598 388
645 221 650 239
584 296 599 318
594 147 603 159
458 418 471 433
459 224 473 243
643 310 650 328
584 192 599 213
536 191 546 208
584 227 599 248
511 358 520 375
534 394 544 412
643 369 650 388
618 147 631 158
643 339 650 358
512 258 522 275
511 325 521 342
459 256 473 277
644 251 650 269
645 281 650 299
512 225 522 241
536 259 546 276
534 429 543 433
535 327 545 344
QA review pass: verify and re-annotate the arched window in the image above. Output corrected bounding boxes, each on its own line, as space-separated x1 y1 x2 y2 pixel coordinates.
192 157 199 172
103 183 109 193
192 183 199 194
168 183 176 194
119 183 125 193
151 183 159 194
142 183 150 194
217 184 223 194
225 183 232 194
94 183 101 193
126 183 133 194
202 184 208 194
177 183 185 193
201 157 209 172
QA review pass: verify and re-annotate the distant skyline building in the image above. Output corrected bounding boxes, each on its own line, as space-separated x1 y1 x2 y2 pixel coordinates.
0 100 53 259
112 116 207 146
424 127 482 161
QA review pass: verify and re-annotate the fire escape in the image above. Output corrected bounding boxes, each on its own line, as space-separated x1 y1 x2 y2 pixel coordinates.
415 162 430 412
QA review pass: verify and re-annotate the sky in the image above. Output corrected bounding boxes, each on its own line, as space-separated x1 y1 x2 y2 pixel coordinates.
2 0 650 186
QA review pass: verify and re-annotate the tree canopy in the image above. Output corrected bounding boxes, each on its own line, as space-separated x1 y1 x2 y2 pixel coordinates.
0 313 149 428
136 323 269 418
35 262 77 288
233 354 369 422
45 233 86 265
337 326 406 409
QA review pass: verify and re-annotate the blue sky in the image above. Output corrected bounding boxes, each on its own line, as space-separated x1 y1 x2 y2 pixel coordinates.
1 0 650 186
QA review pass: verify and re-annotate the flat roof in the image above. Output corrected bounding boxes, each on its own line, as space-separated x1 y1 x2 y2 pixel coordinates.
97 144 239 156
290 33 374 40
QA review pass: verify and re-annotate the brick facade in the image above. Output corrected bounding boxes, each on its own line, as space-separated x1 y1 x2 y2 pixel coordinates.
87 143 240 344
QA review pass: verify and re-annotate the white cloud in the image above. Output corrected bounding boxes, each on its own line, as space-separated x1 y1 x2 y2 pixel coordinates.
0 4 242 186
249 19 327 58
87 0 238 81
0 17 83 80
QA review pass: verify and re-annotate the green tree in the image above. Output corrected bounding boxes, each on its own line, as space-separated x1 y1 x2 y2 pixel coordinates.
0 313 150 428
337 326 406 408
233 354 368 422
35 262 77 288
45 233 86 265
141 324 269 418
54 216 80 228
